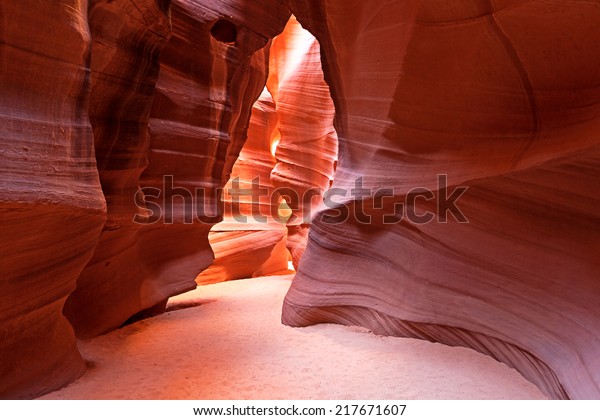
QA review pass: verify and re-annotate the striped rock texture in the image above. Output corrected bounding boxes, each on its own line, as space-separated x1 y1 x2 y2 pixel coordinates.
2 0 599 401
283 0 600 399
0 0 106 398
62 0 290 337
197 89 290 285
200 17 338 283
268 16 338 269
132 0 289 305
62 0 173 339
1 0 290 397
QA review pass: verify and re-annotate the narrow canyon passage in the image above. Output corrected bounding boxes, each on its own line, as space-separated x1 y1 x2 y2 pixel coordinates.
198 15 338 284
42 276 545 400
2 0 600 401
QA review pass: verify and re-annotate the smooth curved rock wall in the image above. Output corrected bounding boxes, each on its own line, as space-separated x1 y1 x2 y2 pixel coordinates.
0 0 106 398
284 0 600 399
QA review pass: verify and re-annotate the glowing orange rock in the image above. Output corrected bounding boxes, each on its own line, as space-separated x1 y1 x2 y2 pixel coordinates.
197 89 289 285
268 16 338 269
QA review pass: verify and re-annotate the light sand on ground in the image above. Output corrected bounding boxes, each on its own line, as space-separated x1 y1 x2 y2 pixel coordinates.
43 275 546 400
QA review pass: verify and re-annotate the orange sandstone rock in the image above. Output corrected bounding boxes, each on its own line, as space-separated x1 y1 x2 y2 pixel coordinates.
268 16 338 268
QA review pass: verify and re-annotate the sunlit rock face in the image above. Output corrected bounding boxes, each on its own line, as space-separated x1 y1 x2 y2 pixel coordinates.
63 0 290 338
0 0 106 398
284 0 600 399
197 89 290 285
200 16 337 282
267 15 338 269
133 0 289 312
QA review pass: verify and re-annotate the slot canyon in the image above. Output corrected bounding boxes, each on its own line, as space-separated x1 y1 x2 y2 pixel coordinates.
1 0 599 400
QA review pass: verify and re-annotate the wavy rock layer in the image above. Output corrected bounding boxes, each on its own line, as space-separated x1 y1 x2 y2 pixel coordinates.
201 17 339 282
284 0 600 399
268 16 338 268
197 89 289 285
3 0 599 402
64 0 291 337
63 0 172 339
1 0 291 397
0 0 106 398
135 0 290 301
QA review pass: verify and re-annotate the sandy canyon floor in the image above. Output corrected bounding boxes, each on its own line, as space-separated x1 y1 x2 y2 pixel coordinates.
42 275 546 400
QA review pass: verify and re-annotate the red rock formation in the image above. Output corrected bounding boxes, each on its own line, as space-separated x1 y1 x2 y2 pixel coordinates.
200 17 338 282
63 0 291 337
0 0 106 398
3 0 599 402
284 224 310 270
197 89 289 285
267 16 338 269
283 0 600 399
1 0 291 398
63 0 173 338
135 0 290 302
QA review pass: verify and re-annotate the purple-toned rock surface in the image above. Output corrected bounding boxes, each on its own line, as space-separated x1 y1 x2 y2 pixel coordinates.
283 0 600 399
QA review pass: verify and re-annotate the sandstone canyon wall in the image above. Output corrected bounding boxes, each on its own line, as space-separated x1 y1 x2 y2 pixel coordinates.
62 0 290 338
283 0 600 399
2 0 599 401
196 88 290 285
267 16 338 269
199 16 338 282
1 0 290 398
0 0 106 398
62 0 173 339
